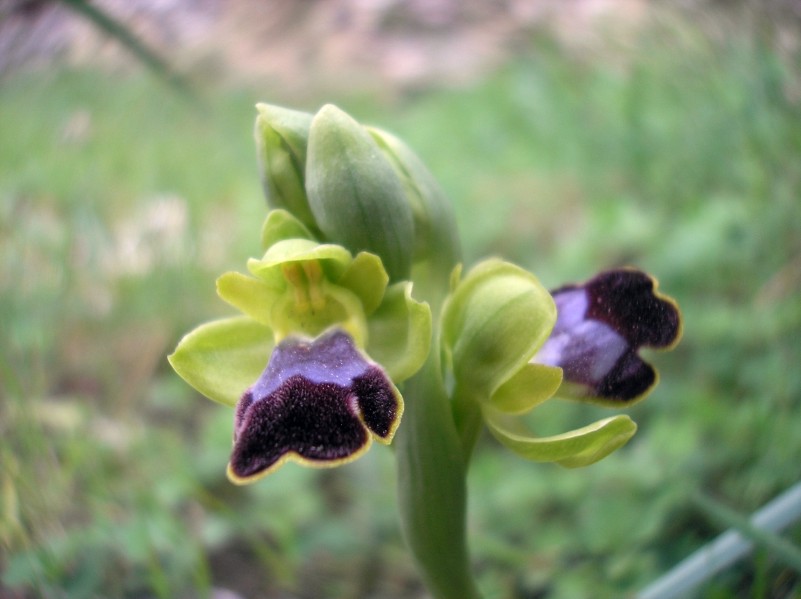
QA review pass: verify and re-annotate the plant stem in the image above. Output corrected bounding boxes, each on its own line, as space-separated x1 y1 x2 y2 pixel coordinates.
452 385 485 461
395 354 483 599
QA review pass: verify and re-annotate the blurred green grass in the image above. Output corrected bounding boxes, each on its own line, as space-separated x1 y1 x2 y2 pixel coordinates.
2 15 801 599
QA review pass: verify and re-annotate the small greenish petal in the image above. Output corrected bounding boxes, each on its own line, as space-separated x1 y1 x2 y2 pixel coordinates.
306 104 415 282
217 272 279 326
367 282 431 383
254 104 316 230
260 209 315 250
269 282 368 347
168 316 273 407
442 259 556 401
338 251 389 315
490 363 563 415
484 407 638 468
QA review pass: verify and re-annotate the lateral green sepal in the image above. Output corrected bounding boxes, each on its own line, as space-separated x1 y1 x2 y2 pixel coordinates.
483 407 638 468
167 316 274 407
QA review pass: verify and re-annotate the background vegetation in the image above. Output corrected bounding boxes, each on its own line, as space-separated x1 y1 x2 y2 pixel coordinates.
1 3 800 597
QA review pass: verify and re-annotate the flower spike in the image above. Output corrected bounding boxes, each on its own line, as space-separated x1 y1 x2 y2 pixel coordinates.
228 329 403 484
534 268 682 405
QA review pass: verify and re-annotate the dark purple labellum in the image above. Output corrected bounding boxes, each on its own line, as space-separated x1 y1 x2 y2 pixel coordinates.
228 329 402 483
534 269 681 404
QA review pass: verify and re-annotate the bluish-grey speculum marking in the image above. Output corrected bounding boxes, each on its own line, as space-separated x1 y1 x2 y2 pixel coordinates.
229 329 401 480
534 269 681 402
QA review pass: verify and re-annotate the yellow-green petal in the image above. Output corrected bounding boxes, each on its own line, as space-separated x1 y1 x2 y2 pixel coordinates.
248 239 352 284
217 272 279 326
338 251 389 315
489 363 563 415
366 282 431 383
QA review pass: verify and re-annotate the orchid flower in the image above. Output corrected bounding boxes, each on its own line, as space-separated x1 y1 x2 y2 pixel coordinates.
168 102 682 599
442 261 681 468
168 215 430 483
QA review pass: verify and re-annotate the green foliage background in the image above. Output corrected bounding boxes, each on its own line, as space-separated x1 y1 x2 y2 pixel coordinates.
2 9 800 599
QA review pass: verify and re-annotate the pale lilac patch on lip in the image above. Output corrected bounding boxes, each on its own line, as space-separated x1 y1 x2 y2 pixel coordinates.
534 288 628 385
534 318 628 385
533 270 681 403
248 329 369 400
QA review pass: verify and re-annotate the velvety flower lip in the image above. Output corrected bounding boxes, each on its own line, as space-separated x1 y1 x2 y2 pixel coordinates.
228 329 403 484
533 268 682 404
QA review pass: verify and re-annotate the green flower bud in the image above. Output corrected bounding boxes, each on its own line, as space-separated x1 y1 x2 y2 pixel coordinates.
306 104 415 282
368 127 460 274
254 103 317 233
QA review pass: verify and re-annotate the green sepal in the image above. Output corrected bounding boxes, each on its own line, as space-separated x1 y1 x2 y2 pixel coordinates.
260 209 315 251
338 251 389 315
483 407 638 468
167 316 273 407
306 104 415 282
490 363 563 415
367 282 431 383
441 259 556 401
254 104 316 230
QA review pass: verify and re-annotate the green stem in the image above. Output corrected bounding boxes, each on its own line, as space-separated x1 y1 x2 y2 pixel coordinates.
452 385 485 462
395 354 483 599
393 171 480 597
